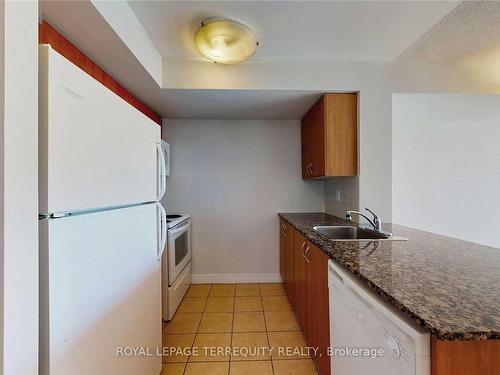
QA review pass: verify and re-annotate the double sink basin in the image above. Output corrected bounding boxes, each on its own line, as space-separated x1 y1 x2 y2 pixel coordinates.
313 225 395 241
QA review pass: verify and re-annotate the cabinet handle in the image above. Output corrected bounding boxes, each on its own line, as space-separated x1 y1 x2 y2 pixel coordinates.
307 163 312 175
303 246 310 263
310 163 314 174
283 224 287 237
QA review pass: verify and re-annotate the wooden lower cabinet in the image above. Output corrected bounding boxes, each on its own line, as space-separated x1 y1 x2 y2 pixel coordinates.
285 226 295 307
305 242 331 375
280 220 500 375
431 337 500 375
279 219 295 306
279 218 286 284
294 231 308 329
280 222 330 375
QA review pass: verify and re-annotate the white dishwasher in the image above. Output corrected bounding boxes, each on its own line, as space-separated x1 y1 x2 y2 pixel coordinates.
328 260 430 375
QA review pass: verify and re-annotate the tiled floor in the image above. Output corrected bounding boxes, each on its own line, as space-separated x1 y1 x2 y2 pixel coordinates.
161 283 318 375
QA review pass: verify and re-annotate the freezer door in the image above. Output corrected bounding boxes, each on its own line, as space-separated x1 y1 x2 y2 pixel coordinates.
39 203 162 375
39 45 161 214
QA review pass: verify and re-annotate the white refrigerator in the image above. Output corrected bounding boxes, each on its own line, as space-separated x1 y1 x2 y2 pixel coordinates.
39 45 167 375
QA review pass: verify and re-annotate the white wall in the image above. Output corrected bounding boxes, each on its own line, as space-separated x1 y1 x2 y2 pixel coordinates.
162 119 324 282
161 60 500 224
393 94 500 249
0 1 39 373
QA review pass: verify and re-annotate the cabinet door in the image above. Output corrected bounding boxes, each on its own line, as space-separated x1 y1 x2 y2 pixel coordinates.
294 232 308 329
301 115 312 177
285 224 295 307
324 93 358 176
431 337 500 375
301 96 325 179
305 244 331 375
279 219 286 284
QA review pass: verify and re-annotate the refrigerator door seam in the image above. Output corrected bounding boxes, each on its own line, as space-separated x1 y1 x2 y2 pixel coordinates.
39 201 157 220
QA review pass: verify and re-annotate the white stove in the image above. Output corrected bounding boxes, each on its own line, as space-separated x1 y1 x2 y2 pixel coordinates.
162 213 192 320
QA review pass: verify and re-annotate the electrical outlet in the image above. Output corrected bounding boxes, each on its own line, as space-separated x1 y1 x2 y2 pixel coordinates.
336 190 341 202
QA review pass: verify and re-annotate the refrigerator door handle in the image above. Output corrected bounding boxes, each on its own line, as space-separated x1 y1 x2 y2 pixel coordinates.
157 203 167 262
157 143 167 200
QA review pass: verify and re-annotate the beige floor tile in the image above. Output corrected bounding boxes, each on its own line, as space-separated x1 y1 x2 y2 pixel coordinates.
162 333 195 363
210 284 236 297
190 333 231 362
234 296 262 312
231 332 270 361
177 298 207 313
268 331 311 360
199 312 233 333
265 311 299 331
260 283 286 296
233 312 266 332
272 359 318 374
185 361 229 375
262 295 292 311
161 362 186 375
230 361 273 375
163 313 202 334
186 284 212 298
235 284 260 296
205 297 234 313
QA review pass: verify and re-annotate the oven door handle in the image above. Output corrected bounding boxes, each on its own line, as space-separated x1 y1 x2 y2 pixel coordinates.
157 203 167 262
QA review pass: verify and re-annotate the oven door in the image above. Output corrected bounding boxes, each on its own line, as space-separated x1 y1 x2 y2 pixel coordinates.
167 219 191 286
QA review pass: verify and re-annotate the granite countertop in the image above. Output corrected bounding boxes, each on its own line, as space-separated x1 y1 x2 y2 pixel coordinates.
278 212 500 341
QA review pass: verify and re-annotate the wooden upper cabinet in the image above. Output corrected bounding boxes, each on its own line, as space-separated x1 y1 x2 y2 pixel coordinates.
301 96 326 178
301 93 358 178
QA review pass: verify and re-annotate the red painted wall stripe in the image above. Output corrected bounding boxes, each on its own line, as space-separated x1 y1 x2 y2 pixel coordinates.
39 21 162 125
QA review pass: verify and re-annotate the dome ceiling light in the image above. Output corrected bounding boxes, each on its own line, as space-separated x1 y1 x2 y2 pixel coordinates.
194 18 259 64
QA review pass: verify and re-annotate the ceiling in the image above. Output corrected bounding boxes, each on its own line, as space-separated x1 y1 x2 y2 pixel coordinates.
128 0 458 62
399 1 500 63
41 0 479 119
159 89 322 119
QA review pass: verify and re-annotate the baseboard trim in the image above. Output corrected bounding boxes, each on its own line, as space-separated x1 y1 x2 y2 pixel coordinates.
192 273 282 284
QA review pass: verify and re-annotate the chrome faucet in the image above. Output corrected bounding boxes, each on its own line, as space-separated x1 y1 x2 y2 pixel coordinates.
346 208 382 232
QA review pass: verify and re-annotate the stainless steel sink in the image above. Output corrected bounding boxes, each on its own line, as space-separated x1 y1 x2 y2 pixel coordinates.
313 225 391 240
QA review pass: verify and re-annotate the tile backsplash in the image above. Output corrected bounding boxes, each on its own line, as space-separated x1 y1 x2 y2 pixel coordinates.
324 176 359 219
